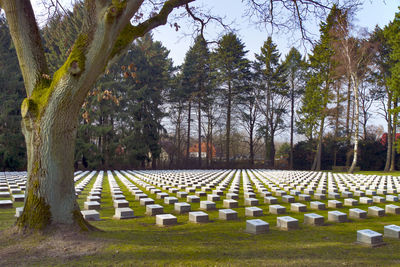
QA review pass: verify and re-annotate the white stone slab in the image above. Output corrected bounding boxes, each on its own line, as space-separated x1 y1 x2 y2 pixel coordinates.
113 207 134 219
245 206 263 217
146 204 164 216
219 209 238 220
357 229 384 246
246 219 269 234
384 224 400 239
304 213 324 225
277 216 298 230
156 214 177 226
368 206 385 217
81 210 100 221
174 202 191 214
349 208 367 219
328 211 347 222
189 211 209 223
269 205 286 214
385 204 400 214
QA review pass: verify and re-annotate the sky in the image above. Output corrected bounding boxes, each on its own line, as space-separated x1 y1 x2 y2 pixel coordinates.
151 0 400 66
30 0 400 136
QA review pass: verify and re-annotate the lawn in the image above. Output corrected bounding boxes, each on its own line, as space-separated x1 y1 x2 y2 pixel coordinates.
0 170 400 266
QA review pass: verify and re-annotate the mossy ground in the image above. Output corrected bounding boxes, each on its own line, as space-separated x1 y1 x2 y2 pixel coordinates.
1 170 400 266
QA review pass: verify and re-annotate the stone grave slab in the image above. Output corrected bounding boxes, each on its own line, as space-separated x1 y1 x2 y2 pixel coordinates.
357 229 384 247
207 194 220 201
368 206 385 217
269 205 286 214
0 192 10 198
223 199 238 208
282 195 295 203
187 195 200 203
385 204 400 214
146 204 164 216
156 214 177 226
291 203 307 212
226 193 239 200
114 199 130 208
12 194 24 202
189 211 209 223
310 201 325 210
298 194 311 201
314 193 326 200
328 200 342 208
349 208 367 219
219 209 238 220
245 206 263 217
344 198 358 206
113 207 134 219
174 202 191 214
277 216 298 230
328 211 347 222
373 196 385 203
84 201 100 210
245 198 259 206
164 197 179 205
0 200 13 208
139 198 155 206
264 196 278 204
15 207 23 217
384 224 400 239
246 219 269 234
386 195 398 202
200 200 216 210
359 197 373 204
304 213 324 225
177 191 188 198
81 210 100 221
156 192 169 199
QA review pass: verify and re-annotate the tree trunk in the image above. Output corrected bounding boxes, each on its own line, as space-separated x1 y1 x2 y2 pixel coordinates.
249 126 254 166
312 115 325 171
384 93 392 172
226 80 232 165
390 99 398 172
345 76 352 142
269 133 275 169
198 97 202 168
289 74 295 170
186 100 191 163
349 76 359 174
18 91 92 231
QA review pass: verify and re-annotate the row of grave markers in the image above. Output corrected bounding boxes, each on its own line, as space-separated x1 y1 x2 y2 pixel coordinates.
1 169 400 246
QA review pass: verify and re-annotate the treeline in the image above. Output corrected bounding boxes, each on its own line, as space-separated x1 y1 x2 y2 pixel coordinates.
0 4 399 171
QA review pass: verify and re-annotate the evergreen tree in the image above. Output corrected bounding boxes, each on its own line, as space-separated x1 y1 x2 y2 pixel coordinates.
254 36 288 168
300 6 339 171
283 47 306 169
214 33 250 165
0 15 26 170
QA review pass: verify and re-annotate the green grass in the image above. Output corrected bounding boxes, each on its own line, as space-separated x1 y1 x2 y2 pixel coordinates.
1 170 400 266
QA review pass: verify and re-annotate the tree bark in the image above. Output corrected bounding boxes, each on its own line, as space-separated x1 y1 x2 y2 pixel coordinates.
186 100 191 163
226 79 232 166
349 76 359 174
198 96 202 168
390 99 398 172
289 77 295 170
384 92 392 171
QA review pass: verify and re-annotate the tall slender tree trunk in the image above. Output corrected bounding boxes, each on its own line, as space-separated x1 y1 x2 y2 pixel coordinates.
269 132 275 168
198 96 202 168
289 81 295 170
226 80 232 166
312 115 325 171
249 126 254 166
384 93 392 171
345 76 352 141
186 100 191 163
176 105 183 168
349 77 360 174
390 99 398 172
333 84 340 167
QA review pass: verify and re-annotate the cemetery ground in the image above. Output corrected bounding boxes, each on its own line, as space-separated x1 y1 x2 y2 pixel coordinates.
1 170 400 266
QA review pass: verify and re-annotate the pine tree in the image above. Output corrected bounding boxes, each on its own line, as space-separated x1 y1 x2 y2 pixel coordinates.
254 36 288 168
214 33 250 165
283 47 306 169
